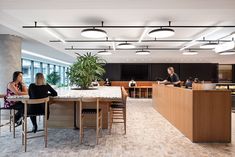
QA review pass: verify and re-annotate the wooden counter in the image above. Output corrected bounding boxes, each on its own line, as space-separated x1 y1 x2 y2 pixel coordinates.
152 84 231 142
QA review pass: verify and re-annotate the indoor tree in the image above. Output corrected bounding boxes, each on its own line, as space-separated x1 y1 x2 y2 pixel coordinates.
67 52 106 89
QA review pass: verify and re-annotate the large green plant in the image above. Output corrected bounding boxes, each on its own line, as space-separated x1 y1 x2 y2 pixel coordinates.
46 72 60 85
67 52 106 89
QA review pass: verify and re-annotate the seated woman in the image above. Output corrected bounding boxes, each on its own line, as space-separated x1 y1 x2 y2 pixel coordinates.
4 71 28 126
28 73 57 133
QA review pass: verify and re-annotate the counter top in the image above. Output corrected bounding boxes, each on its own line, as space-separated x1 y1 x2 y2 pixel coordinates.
7 86 122 101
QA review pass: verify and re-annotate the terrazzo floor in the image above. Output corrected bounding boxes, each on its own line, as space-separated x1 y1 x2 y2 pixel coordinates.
0 98 235 157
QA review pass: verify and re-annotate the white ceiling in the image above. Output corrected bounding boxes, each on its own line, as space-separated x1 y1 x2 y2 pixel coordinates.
0 0 235 64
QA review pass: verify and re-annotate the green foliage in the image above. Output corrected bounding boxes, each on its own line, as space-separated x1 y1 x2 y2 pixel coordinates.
67 52 106 89
46 71 60 85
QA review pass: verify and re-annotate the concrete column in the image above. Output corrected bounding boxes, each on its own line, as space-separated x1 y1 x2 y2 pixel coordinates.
0 34 22 121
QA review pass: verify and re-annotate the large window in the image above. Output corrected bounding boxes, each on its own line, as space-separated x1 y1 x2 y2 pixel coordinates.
42 63 49 78
22 59 32 86
21 58 68 86
33 61 41 78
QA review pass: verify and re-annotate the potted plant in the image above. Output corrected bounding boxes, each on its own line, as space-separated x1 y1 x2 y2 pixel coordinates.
67 52 106 89
46 71 60 86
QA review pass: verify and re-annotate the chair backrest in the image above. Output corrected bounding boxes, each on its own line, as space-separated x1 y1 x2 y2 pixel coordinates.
121 87 128 105
24 97 50 105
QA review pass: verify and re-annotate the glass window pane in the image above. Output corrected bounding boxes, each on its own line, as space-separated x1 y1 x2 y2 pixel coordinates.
49 65 54 74
22 59 32 86
60 67 65 85
33 62 41 78
42 63 48 78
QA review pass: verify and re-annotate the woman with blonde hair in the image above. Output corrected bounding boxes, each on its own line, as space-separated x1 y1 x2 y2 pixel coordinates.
28 73 57 133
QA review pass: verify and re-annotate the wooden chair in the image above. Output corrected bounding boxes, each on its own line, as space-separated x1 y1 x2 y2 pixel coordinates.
0 94 16 138
109 87 128 134
21 97 49 152
79 98 102 145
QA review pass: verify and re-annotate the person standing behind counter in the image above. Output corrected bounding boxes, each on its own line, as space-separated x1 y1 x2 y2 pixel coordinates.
158 67 181 87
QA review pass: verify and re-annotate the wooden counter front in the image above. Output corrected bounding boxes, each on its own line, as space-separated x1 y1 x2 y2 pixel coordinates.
152 84 231 142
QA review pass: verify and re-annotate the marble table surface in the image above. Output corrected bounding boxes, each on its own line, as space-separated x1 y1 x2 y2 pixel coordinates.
7 86 122 101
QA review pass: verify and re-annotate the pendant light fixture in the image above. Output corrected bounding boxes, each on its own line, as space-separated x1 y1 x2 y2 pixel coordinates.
117 42 135 49
97 50 112 55
136 49 151 55
81 21 107 38
148 21 175 38
182 49 198 55
81 28 107 38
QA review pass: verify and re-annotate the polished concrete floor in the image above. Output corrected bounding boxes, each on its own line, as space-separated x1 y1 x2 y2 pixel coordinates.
0 98 234 157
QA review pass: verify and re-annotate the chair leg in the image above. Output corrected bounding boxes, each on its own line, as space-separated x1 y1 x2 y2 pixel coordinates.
79 115 83 144
100 111 103 137
24 115 27 152
9 110 12 132
22 118 24 145
124 109 126 135
13 110 15 138
45 103 48 148
109 108 113 134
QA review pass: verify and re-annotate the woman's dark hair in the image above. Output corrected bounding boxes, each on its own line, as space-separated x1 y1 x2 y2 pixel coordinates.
12 71 23 91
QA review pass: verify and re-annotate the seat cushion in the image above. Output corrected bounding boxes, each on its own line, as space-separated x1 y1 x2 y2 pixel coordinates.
82 109 101 114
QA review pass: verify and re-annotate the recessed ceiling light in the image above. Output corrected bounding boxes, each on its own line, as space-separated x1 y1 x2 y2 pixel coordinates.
148 28 175 38
97 50 112 55
117 42 135 49
136 50 150 55
200 42 218 49
81 28 107 38
219 51 235 55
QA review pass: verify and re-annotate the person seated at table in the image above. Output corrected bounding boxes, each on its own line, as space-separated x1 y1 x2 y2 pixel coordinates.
129 78 137 87
28 73 57 133
158 67 181 87
185 77 193 88
91 79 100 87
4 71 28 126
104 78 111 86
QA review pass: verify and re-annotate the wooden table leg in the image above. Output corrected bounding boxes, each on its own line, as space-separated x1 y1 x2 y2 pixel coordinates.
73 101 78 130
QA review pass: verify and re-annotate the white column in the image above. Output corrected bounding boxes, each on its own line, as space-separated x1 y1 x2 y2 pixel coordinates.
0 34 22 121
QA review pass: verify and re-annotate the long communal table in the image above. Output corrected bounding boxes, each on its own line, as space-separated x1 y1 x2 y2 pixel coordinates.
7 86 122 129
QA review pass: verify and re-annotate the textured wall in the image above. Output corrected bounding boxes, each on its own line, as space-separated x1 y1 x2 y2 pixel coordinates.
0 35 21 121
0 34 22 94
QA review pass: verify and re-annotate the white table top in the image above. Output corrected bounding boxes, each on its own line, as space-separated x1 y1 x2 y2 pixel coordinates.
7 86 122 101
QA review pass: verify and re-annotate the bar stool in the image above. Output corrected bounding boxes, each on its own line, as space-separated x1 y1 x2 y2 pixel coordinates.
0 94 16 138
109 87 128 134
79 98 102 145
21 97 49 152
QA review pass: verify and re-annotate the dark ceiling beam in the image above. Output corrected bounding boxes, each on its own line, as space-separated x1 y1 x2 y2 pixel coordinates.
65 47 210 51
50 39 231 43
23 25 235 29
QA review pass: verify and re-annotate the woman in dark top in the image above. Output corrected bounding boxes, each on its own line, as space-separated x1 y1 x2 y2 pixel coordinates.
158 67 181 87
4 71 28 126
28 73 57 133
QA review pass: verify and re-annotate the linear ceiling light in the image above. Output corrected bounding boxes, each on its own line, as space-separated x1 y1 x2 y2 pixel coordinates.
138 28 149 43
220 51 235 55
22 49 72 65
200 42 218 49
44 28 66 43
214 41 235 53
81 28 107 38
180 27 221 51
136 49 151 55
97 50 112 55
117 42 135 49
219 51 235 55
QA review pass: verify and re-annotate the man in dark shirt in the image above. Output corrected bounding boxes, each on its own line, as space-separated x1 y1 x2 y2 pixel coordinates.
158 67 181 87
